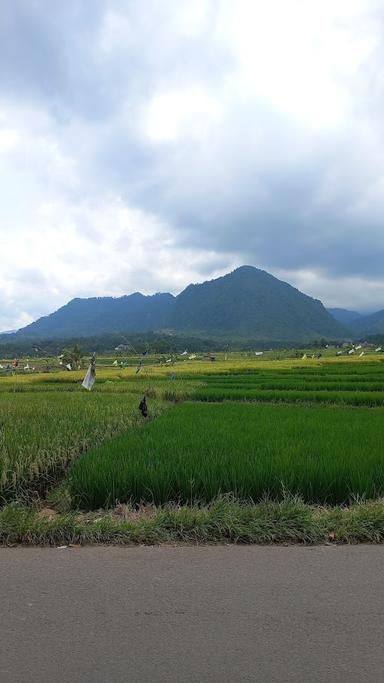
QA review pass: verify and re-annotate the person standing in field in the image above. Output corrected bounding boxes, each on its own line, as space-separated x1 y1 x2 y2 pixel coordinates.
139 396 148 418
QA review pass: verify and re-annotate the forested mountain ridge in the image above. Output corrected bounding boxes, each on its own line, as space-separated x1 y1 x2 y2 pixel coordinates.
1 266 349 342
16 293 175 338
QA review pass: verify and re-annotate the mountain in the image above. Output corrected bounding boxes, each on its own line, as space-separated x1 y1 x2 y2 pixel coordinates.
351 309 384 337
14 293 175 339
327 308 362 325
171 266 346 340
327 307 384 337
1 266 348 343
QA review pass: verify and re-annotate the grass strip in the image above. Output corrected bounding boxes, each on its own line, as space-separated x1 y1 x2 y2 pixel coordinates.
1 497 384 546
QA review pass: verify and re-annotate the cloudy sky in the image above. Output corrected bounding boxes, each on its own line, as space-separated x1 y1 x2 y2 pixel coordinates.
1 0 384 331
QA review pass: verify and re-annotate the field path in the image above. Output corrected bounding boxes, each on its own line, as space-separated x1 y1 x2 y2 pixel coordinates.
1 545 383 682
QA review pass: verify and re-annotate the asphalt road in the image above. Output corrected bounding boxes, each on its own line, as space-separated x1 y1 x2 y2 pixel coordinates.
1 545 383 682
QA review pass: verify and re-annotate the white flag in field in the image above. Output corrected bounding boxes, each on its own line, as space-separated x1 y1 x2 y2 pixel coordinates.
82 364 96 391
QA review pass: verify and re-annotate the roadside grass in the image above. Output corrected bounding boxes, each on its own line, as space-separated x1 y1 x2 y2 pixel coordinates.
68 402 384 508
2 497 384 546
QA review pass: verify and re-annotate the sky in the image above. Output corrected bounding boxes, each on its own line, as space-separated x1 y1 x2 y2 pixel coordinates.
1 0 384 331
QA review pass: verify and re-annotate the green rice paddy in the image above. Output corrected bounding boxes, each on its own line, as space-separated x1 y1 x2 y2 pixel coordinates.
69 402 384 508
1 355 384 515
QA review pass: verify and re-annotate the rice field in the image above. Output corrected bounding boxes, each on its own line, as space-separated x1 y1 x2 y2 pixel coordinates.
192 388 384 406
0 362 203 500
188 362 384 406
1 355 384 511
68 402 384 508
0 392 166 499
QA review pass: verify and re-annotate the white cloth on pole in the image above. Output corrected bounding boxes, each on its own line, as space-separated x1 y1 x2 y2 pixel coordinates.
82 364 96 391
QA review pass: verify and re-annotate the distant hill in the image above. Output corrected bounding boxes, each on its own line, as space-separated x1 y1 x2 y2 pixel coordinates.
327 307 384 337
351 309 384 337
1 266 348 343
327 308 362 325
14 293 175 338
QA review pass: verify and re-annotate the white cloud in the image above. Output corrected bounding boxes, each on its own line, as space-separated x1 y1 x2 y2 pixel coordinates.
218 0 379 128
146 88 221 142
0 188 239 330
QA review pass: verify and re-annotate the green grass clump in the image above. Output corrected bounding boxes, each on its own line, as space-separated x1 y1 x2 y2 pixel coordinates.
69 402 384 508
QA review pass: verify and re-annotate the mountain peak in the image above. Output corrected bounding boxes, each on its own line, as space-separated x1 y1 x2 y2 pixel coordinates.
226 265 270 279
232 265 261 274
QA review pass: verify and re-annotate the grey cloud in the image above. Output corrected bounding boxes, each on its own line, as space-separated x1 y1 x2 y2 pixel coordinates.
0 1 230 120
11 269 48 286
